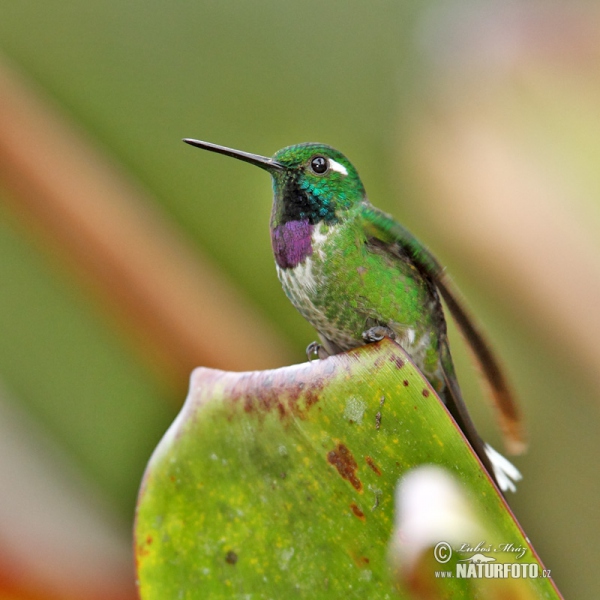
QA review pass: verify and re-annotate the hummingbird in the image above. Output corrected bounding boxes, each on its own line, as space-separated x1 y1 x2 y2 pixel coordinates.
184 138 525 492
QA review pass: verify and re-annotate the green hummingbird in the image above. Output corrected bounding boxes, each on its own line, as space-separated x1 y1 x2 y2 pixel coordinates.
184 138 525 492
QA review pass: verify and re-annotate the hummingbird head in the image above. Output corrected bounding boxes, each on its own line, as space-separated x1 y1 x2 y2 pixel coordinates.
184 138 366 268
268 143 366 228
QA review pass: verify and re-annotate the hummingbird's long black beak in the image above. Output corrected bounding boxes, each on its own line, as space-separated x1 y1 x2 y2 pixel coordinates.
183 138 285 172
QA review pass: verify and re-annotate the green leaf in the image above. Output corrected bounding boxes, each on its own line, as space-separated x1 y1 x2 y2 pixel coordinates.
135 339 561 599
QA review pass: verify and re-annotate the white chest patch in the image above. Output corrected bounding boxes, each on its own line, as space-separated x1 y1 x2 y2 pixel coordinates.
278 255 318 296
310 221 331 260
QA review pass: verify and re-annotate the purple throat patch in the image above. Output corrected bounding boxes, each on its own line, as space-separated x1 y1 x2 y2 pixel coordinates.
271 220 314 269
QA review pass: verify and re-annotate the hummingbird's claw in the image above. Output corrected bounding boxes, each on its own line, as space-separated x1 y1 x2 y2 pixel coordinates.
306 341 320 361
362 326 396 344
306 341 329 361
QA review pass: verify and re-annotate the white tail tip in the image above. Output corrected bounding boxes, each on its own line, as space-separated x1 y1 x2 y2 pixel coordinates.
485 444 522 493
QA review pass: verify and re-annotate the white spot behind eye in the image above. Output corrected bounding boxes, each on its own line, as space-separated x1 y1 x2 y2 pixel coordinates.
328 159 348 176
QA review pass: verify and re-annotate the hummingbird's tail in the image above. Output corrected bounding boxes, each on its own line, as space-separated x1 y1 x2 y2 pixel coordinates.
436 276 527 455
438 338 522 492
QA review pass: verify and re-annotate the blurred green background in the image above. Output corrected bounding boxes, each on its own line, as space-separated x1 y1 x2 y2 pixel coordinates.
0 2 599 598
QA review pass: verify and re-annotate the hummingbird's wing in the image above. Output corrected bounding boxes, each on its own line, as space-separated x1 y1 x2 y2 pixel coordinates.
360 203 526 455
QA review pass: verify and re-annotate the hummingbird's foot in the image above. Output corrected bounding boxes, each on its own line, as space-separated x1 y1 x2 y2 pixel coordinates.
362 326 396 344
306 342 320 361
306 341 330 361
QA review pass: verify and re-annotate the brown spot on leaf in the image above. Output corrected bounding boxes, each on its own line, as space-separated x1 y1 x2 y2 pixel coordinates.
225 550 238 565
303 389 320 410
349 551 370 567
422 389 430 398
350 502 365 520
391 355 404 369
365 456 381 476
403 380 409 386
136 535 152 558
373 354 386 369
327 443 362 491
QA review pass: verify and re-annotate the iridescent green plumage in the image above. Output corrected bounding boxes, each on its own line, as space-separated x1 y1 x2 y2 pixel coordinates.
184 138 526 491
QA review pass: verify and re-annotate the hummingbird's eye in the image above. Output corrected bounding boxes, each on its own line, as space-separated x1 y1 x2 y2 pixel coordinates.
309 155 329 175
